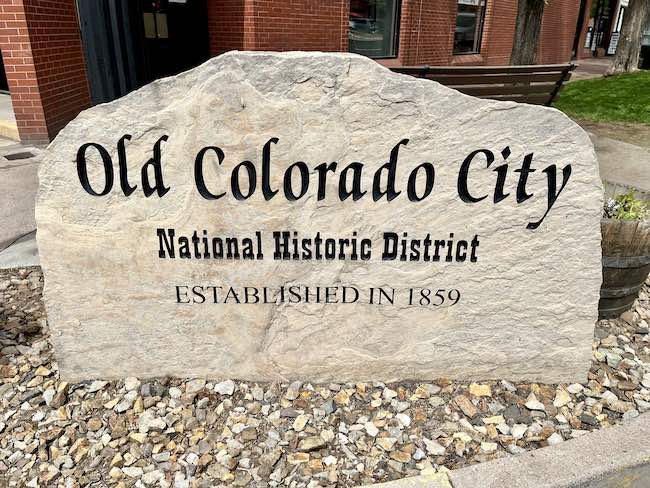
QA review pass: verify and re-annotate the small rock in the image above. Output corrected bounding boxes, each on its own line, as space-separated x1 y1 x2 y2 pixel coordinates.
86 418 103 432
122 466 144 478
241 427 258 441
129 432 147 443
186 378 206 394
114 391 137 412
422 438 446 456
287 452 310 464
293 414 310 432
383 388 398 400
453 432 472 443
620 310 635 325
553 389 571 408
88 380 108 393
579 413 599 426
42 389 55 406
286 381 302 400
511 424 527 439
454 395 478 418
214 380 235 396
34 366 51 376
298 436 327 452
124 377 141 391
139 411 166 433
567 384 584 394
334 390 350 406
0 365 17 378
49 389 68 409
617 381 637 391
376 437 397 451
395 413 411 427
480 442 497 453
547 433 563 446
468 383 492 397
390 450 411 463
482 415 505 425
142 470 164 485
365 421 379 437
525 393 545 411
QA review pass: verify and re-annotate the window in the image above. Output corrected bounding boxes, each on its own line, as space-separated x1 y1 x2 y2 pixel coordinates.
453 0 487 55
349 0 400 58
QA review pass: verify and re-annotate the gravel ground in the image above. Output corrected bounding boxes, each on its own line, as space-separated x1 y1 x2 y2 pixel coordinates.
1 267 649 488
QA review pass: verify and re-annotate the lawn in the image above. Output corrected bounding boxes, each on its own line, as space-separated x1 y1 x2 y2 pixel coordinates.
554 71 650 125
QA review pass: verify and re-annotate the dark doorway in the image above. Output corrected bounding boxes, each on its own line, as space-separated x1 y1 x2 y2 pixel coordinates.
140 0 210 81
77 0 210 105
0 52 9 93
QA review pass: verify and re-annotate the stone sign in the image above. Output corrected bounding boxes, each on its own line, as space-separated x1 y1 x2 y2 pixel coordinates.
37 52 603 383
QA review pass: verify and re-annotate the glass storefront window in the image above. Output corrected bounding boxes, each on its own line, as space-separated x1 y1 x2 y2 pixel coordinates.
349 0 400 58
454 0 487 54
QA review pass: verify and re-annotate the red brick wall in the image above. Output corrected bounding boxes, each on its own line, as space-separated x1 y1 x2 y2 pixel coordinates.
0 0 48 142
537 0 582 63
208 0 348 55
0 0 89 143
207 0 254 53
396 0 456 66
576 0 594 59
481 0 519 65
0 0 588 144
380 0 582 67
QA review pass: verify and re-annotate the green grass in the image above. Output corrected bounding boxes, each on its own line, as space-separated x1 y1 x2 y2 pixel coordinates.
554 71 650 125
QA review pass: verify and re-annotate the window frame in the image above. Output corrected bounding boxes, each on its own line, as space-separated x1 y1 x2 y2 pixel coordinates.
452 0 488 56
349 0 402 60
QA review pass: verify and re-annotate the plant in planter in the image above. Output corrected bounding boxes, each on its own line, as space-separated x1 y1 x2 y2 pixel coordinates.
600 191 650 319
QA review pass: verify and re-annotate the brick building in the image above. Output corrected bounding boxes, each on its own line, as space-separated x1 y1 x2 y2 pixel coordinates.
0 0 589 144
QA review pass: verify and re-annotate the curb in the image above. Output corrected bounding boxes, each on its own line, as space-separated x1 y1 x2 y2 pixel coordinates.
364 473 452 488
364 412 650 488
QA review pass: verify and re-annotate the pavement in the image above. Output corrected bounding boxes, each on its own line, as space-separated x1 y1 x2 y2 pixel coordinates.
0 138 43 270
571 57 612 81
0 231 38 269
0 92 19 140
591 133 650 198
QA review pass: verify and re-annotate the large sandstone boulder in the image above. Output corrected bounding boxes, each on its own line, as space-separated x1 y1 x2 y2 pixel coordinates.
36 52 602 383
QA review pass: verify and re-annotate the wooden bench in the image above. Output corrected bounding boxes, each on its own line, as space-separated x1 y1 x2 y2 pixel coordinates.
390 63 577 106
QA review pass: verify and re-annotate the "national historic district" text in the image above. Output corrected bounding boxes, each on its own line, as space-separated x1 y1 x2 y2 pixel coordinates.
157 229 480 263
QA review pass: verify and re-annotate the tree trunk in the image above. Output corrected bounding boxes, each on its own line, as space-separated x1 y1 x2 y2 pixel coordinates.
510 0 547 65
607 0 650 75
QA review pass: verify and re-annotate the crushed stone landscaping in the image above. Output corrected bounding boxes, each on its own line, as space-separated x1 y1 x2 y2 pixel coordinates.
1 266 649 487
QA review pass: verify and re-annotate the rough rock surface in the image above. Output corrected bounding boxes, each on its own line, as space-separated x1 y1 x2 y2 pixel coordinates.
36 52 602 382
2 267 650 487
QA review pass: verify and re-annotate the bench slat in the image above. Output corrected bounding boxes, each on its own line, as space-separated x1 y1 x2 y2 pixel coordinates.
390 63 575 105
392 64 575 76
452 83 558 96
475 93 552 104
421 72 565 85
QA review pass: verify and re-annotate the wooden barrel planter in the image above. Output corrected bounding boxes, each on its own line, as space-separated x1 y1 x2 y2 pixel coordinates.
600 219 650 319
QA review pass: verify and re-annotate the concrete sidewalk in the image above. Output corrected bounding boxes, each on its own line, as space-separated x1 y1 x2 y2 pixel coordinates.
590 133 650 196
0 139 43 270
0 93 19 141
571 57 611 81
